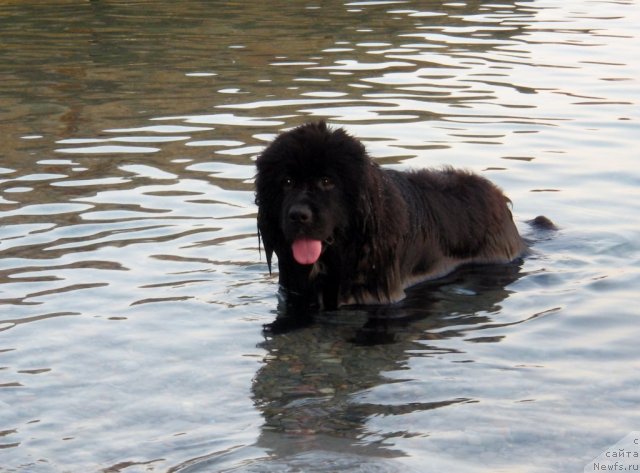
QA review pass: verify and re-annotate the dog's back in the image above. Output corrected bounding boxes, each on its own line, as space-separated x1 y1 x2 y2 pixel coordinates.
382 167 528 292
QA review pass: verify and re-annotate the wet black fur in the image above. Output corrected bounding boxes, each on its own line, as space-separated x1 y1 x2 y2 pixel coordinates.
255 122 527 311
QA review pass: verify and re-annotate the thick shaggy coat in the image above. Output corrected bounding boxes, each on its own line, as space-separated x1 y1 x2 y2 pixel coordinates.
255 122 527 310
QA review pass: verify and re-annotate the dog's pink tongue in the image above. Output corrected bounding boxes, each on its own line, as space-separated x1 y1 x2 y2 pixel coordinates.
291 238 322 265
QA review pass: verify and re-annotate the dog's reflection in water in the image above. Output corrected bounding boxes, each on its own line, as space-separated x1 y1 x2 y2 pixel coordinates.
264 259 525 341
253 261 525 461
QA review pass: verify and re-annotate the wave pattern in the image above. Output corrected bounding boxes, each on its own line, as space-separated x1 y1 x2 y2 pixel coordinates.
1 0 638 471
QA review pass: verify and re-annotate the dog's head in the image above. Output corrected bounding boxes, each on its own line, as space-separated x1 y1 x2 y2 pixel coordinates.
255 122 371 270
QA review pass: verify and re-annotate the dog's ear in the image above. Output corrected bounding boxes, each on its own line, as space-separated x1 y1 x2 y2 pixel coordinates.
350 163 408 301
255 184 278 275
255 141 283 276
256 220 274 275
257 225 273 275
355 163 406 245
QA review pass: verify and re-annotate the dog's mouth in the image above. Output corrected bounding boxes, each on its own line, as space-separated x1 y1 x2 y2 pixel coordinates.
291 236 334 265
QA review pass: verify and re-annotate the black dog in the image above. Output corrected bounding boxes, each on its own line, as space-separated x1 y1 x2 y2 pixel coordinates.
255 122 529 311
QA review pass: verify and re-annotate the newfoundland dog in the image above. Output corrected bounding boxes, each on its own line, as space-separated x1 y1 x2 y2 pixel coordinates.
255 122 531 311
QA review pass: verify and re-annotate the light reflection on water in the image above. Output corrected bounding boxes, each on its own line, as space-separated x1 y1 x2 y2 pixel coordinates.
1 0 639 472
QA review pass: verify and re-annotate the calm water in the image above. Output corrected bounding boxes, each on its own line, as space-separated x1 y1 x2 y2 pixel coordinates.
1 1 639 472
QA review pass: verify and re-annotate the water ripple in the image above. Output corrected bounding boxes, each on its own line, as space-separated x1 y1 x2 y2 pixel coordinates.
1 0 638 471
55 145 161 154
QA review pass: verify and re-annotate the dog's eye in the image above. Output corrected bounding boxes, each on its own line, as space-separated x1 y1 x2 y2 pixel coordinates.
318 176 334 190
283 177 294 188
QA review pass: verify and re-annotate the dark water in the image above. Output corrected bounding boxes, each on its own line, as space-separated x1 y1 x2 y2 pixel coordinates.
1 1 639 472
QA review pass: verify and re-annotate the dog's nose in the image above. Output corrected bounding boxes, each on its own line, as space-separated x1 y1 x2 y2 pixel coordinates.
288 204 312 224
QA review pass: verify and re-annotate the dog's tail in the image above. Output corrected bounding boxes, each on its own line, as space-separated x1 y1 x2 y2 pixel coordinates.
527 215 557 231
523 215 557 248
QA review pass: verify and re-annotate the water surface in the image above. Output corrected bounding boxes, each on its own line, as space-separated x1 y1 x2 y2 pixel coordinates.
1 1 639 472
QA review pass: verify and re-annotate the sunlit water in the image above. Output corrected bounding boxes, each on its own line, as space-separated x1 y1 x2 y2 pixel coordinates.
1 1 639 472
